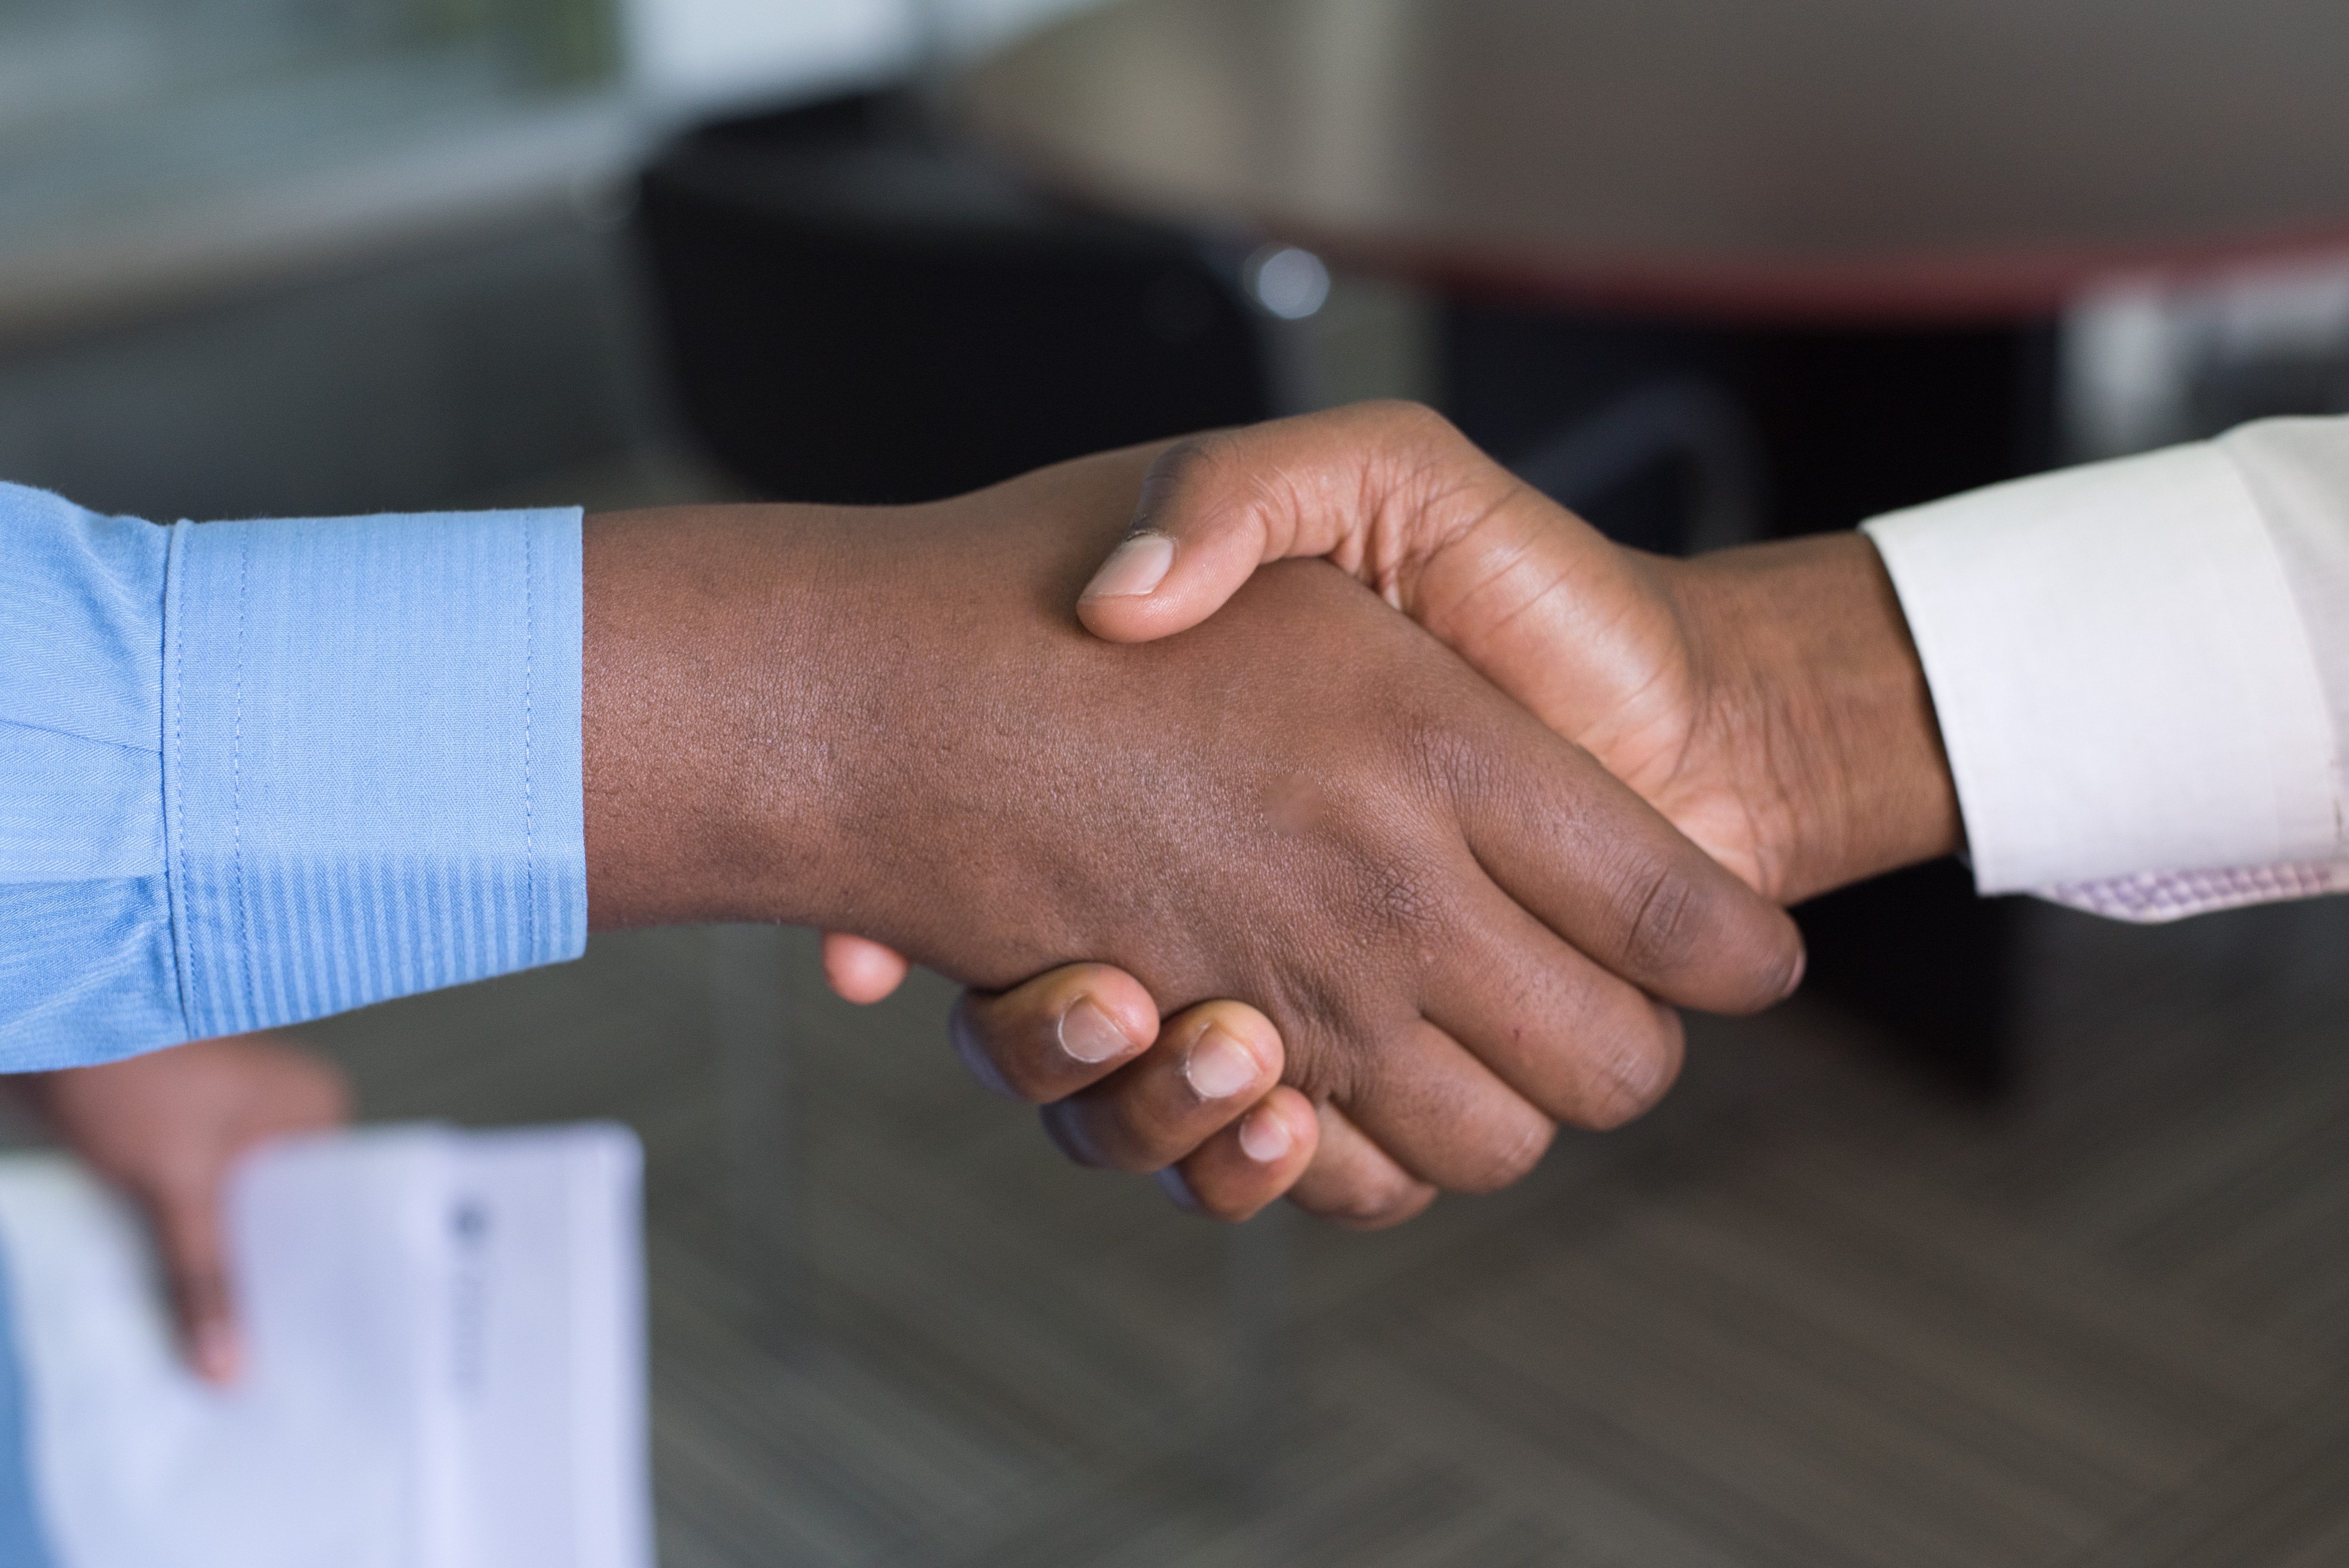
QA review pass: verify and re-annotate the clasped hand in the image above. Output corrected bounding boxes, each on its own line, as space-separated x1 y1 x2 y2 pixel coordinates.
658 405 1870 1229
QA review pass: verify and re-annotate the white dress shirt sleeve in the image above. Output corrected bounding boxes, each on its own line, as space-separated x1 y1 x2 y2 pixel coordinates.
1860 416 2349 922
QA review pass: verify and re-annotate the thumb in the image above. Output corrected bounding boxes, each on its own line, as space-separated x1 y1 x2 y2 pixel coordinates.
142 1168 242 1385
1076 401 1512 643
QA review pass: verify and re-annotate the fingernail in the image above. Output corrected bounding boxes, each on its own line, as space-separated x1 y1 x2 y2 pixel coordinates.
1184 1027 1259 1101
193 1322 241 1385
1238 1105 1293 1163
1081 531 1174 600
1058 997 1131 1064
1780 945 1808 1001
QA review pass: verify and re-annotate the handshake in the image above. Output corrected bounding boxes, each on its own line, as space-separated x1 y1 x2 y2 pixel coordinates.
589 402 1963 1229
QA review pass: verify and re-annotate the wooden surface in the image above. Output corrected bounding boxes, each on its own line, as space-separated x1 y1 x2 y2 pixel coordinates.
961 0 2349 321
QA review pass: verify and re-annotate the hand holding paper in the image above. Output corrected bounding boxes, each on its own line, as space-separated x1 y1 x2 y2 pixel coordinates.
0 1123 648 1568
15 1035 349 1384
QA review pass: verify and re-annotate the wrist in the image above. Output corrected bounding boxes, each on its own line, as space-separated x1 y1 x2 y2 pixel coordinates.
582 503 861 930
1665 532 1961 904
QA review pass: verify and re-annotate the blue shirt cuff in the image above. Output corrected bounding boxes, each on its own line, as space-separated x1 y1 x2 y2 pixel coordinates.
159 507 586 1042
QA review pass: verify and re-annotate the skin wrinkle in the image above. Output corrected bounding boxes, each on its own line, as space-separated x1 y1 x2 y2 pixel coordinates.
1382 457 1501 611
1352 1018 1551 1192
1300 1097 1439 1223
1614 857 1701 986
1477 1112 1556 1190
1658 535 1957 906
1300 1145 1423 1223
1340 453 1398 592
1248 452 1317 566
1580 1008 1683 1131
1407 492 1699 801
1423 907 1669 1130
1685 701 1787 894
1398 491 1523 627
1669 560 1806 898
1214 408 1468 610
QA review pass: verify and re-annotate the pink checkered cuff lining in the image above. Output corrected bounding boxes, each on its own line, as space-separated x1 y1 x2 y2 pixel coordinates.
2039 860 2349 923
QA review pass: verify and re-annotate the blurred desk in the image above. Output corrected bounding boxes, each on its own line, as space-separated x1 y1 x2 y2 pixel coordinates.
962 0 2349 1093
962 0 2349 321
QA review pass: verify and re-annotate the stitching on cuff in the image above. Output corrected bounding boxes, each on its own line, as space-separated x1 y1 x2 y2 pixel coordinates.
523 513 537 961
232 523 254 1028
165 519 198 1037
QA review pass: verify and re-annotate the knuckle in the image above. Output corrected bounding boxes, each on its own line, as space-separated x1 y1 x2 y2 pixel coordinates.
1615 858 1705 980
1260 993 1379 1105
1140 430 1248 517
1358 861 1447 953
1298 1156 1431 1229
1734 922 1808 1014
1146 432 1216 482
1366 399 1459 450
1406 707 1506 816
1455 1116 1555 1193
1571 1015 1685 1131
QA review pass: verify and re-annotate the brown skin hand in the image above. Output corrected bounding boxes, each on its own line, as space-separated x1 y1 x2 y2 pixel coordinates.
1102 404 1960 906
580 444 1804 1196
934 406 1965 1227
1660 531 1962 904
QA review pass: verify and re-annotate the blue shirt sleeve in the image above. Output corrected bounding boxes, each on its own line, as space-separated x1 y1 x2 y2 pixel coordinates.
0 482 585 1070
0 1237 53 1567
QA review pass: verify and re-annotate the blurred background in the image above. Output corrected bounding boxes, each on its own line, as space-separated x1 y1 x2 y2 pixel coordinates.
6 0 2349 1562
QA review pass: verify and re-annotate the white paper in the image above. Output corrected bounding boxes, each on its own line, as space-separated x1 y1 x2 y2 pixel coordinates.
0 1122 651 1568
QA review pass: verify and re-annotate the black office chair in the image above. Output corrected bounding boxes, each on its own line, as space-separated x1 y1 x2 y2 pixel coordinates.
636 89 1272 504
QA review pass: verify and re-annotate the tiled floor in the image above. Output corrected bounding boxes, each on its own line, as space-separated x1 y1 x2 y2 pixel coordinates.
273 888 2349 1567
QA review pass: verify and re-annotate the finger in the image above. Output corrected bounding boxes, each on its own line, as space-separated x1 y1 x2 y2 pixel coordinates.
949 965 1158 1103
822 933 911 1004
1446 713 1805 1015
1155 1087 1319 1221
1041 1001 1282 1172
1287 1101 1438 1230
248 1038 354 1135
142 1174 242 1385
1077 402 1502 643
1328 1017 1559 1196
1424 877 1690 1130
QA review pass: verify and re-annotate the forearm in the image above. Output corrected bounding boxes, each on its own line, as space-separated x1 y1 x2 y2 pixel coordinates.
580 454 1156 946
1664 532 1961 905
582 501 834 930
580 491 1128 941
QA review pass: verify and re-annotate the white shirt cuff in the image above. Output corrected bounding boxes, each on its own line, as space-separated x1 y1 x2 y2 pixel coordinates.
1861 441 2341 905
